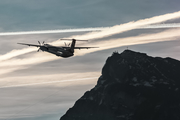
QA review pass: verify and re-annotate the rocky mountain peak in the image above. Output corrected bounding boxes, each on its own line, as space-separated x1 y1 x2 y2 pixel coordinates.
101 50 180 87
60 50 180 120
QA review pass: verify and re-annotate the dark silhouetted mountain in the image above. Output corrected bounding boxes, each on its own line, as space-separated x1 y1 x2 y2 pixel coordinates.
60 50 180 120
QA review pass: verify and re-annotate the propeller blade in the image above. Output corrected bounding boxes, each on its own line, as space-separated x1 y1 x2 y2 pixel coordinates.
42 41 45 45
64 42 67 47
38 41 41 45
37 48 40 52
68 43 71 46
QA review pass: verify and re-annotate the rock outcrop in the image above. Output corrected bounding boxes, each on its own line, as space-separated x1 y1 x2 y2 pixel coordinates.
60 50 180 120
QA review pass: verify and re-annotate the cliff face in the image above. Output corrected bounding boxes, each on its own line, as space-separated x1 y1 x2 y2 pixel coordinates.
60 50 180 120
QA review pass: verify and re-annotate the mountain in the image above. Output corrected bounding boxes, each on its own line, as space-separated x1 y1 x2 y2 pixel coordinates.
60 50 180 120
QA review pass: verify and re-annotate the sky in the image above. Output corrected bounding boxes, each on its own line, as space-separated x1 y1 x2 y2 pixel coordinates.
1 0 180 120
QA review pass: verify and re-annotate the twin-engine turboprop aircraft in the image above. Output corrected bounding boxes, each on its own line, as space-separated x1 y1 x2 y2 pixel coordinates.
17 39 98 58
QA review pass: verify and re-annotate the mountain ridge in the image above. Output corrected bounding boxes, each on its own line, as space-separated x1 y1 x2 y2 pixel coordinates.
60 50 180 120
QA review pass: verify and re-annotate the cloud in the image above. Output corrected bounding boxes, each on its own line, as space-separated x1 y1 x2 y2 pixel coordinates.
0 81 97 120
0 67 25 75
0 23 180 36
139 23 180 29
0 71 100 88
0 27 108 36
1 22 179 61
0 47 36 62
1 28 180 76
0 77 98 89
1 10 180 62
0 71 99 120
73 28 180 56
67 11 180 40
2 11 180 75
0 53 58 67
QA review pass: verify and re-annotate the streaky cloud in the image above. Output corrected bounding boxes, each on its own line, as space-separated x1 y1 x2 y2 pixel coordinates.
0 23 180 36
69 11 180 40
139 23 180 29
0 77 98 88
0 47 36 62
1 10 180 62
1 11 180 74
0 28 108 36
1 28 180 71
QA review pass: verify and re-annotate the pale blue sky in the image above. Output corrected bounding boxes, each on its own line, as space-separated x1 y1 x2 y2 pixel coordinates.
0 0 179 31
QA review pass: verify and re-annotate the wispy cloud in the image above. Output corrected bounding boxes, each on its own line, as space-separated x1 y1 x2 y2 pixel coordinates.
68 11 180 40
74 28 180 56
0 47 36 62
1 28 180 76
1 11 180 75
0 67 25 75
1 11 180 62
0 53 58 67
0 28 107 36
0 23 180 36
139 23 180 29
0 72 100 88
0 77 98 88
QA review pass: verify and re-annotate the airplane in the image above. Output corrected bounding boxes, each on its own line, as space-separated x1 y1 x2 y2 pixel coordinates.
17 39 98 58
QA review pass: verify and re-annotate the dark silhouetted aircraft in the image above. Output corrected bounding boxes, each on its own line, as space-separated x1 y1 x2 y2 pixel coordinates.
17 39 98 58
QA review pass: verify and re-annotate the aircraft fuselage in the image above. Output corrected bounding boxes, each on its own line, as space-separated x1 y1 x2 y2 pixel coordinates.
40 44 74 58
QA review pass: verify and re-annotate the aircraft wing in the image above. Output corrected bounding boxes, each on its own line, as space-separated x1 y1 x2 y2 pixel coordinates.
74 47 99 49
17 43 41 47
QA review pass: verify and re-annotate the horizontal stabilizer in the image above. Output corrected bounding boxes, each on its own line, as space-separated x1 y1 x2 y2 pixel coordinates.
74 47 99 49
60 39 88 41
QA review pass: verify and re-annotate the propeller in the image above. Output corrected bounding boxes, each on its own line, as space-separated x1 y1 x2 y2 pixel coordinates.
64 42 71 47
37 41 45 52
64 42 67 47
38 41 41 45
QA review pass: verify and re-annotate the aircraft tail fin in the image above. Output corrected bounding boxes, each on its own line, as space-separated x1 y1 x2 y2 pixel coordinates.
61 39 88 53
70 39 76 53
